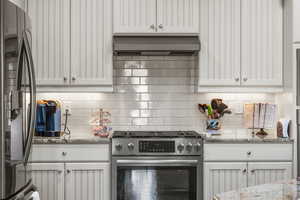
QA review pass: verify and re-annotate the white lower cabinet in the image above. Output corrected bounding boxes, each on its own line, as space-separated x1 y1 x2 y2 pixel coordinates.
204 143 293 200
247 162 292 186
30 144 110 200
204 162 247 200
65 163 110 200
204 161 292 200
30 163 64 200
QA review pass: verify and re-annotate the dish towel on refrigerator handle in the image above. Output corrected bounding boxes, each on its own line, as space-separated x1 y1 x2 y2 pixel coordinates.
31 191 40 200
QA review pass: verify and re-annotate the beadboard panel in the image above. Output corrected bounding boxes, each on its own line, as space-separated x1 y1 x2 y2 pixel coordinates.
204 162 247 200
113 0 156 33
241 0 283 86
65 163 110 200
30 163 64 200
156 0 199 33
27 0 70 85
199 0 241 86
71 0 113 85
248 162 292 186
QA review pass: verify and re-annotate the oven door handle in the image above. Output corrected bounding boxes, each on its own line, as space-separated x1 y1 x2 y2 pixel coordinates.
116 160 199 165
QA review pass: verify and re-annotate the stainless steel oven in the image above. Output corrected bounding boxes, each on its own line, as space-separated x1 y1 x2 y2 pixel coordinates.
112 156 202 200
111 131 204 200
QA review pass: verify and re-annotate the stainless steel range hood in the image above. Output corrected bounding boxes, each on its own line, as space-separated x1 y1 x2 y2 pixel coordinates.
113 36 200 56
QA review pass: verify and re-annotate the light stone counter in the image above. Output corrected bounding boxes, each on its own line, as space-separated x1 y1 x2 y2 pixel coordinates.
214 179 299 200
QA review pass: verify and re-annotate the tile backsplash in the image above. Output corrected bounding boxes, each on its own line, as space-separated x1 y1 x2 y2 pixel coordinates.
37 56 276 138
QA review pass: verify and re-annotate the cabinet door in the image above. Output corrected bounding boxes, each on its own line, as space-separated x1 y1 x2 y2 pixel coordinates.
204 162 247 200
294 0 300 43
65 163 110 200
248 162 292 187
29 163 64 200
241 0 283 86
27 0 70 85
199 0 241 86
156 0 199 33
71 0 113 86
113 0 157 33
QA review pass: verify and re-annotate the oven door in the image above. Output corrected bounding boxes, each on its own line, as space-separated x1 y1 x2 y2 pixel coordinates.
112 156 202 200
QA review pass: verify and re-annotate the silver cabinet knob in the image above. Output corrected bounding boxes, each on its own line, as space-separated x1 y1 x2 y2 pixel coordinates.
150 24 155 29
66 169 71 174
242 168 247 173
63 77 67 82
247 151 251 156
62 152 67 156
127 143 134 150
235 77 240 82
243 77 248 82
72 77 76 81
158 24 163 29
251 169 255 173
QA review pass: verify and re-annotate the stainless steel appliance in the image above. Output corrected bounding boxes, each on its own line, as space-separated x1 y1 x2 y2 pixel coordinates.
111 131 204 200
0 0 37 199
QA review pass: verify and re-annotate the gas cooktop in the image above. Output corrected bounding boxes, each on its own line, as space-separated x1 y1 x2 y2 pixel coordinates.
112 131 202 138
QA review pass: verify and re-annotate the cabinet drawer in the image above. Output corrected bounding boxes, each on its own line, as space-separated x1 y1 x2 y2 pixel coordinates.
204 144 293 161
31 144 110 162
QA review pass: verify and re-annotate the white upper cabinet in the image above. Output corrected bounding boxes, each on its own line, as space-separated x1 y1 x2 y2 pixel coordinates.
241 0 283 86
156 0 199 33
71 0 113 86
199 0 241 86
27 0 113 90
198 0 283 90
28 0 70 86
113 0 156 33
113 0 199 34
294 0 300 43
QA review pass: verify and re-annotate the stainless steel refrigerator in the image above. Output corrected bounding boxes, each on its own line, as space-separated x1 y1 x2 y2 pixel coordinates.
0 0 37 199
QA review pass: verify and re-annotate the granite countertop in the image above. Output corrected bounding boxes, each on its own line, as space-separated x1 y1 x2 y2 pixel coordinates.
214 179 299 200
33 137 111 144
203 132 293 144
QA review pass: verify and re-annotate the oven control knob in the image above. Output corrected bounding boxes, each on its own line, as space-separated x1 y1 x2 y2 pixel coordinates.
177 143 185 152
195 142 201 151
127 143 135 150
186 143 193 151
115 143 122 151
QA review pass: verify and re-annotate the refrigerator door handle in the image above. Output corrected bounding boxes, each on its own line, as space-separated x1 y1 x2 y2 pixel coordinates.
23 30 36 164
16 31 37 165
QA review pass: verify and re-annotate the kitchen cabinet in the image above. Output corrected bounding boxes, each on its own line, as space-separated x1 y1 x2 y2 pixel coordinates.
204 162 247 200
70 0 113 86
204 143 293 200
247 162 292 187
113 0 156 33
294 0 300 43
27 0 113 91
65 163 110 200
199 0 283 90
29 163 64 200
27 0 70 86
240 0 283 86
113 0 199 34
30 144 110 200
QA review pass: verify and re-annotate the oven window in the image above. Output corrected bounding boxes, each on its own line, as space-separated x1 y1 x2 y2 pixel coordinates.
117 166 197 200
